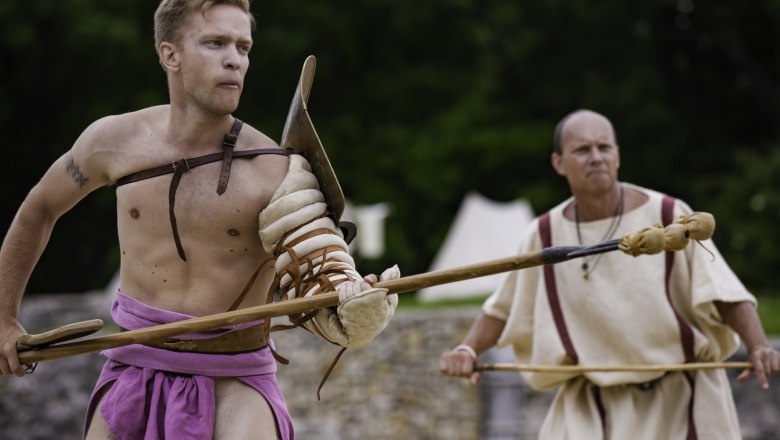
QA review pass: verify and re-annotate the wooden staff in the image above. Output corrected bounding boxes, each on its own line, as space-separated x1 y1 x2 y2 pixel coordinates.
475 362 752 373
17 212 715 365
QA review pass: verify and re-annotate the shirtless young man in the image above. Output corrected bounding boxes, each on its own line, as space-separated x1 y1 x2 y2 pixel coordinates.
0 1 398 439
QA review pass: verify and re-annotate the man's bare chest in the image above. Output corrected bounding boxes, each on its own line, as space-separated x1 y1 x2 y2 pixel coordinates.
115 150 290 260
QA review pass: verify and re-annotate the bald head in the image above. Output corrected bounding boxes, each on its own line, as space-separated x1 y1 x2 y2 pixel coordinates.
553 110 617 154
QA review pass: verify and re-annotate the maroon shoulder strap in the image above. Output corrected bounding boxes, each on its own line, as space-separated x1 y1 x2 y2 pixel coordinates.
539 212 579 364
662 196 699 440
662 196 696 363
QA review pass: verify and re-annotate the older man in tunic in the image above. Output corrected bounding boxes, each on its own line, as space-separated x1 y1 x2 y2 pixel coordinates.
439 109 780 439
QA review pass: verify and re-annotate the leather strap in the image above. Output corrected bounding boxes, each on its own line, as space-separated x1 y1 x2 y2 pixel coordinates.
168 159 189 260
122 148 292 261
661 195 698 440
661 196 695 363
115 148 291 186
683 371 698 440
217 118 243 195
539 212 579 364
140 324 266 354
114 119 293 261
226 257 274 312
284 228 341 249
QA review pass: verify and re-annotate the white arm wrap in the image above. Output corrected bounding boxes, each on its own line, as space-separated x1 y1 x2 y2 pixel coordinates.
275 216 355 288
259 155 334 250
258 154 396 348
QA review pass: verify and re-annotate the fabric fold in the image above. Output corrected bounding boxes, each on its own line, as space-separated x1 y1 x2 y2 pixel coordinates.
84 291 293 440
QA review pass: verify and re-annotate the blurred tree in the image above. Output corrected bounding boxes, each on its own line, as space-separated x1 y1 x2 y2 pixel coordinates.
694 148 780 295
0 0 776 295
0 0 163 293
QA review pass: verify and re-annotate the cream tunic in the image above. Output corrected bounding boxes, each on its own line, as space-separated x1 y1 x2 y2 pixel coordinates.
483 183 752 439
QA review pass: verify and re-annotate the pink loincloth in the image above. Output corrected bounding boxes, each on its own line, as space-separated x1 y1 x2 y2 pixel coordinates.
84 291 293 440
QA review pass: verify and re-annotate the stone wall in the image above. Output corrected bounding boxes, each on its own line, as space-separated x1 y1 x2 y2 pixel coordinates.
0 292 778 439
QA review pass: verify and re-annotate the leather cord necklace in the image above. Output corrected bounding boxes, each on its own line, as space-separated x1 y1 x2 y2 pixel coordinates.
575 184 624 280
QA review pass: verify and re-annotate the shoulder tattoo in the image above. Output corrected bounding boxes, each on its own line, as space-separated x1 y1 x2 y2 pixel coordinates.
65 153 89 188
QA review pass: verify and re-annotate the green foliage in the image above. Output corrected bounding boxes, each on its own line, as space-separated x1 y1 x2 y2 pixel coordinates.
756 295 780 337
0 0 777 296
0 0 163 293
692 149 780 295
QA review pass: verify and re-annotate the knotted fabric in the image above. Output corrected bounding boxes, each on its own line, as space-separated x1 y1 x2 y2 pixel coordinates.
84 291 293 440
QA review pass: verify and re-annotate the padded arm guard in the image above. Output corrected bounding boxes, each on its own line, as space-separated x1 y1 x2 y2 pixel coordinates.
259 155 397 348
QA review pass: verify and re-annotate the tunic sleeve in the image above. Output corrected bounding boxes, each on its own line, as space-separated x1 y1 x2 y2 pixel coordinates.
482 218 546 353
671 199 756 360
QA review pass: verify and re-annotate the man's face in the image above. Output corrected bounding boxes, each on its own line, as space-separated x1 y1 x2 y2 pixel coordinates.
176 4 253 115
551 112 620 195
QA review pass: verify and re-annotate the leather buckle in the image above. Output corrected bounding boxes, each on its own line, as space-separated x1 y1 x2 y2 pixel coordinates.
161 339 198 351
171 158 191 173
223 133 238 148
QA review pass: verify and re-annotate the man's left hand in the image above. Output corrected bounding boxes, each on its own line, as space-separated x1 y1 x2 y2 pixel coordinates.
738 345 780 389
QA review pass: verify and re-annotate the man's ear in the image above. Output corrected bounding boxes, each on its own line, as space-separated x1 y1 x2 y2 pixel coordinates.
551 152 566 176
159 42 180 72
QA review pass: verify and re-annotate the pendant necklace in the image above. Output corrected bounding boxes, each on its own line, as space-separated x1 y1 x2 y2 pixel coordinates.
575 184 624 280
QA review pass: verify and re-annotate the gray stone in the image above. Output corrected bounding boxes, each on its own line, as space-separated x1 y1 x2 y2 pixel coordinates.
1 293 778 439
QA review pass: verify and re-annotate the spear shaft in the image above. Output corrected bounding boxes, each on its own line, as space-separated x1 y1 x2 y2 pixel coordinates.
18 212 714 364
17 248 561 364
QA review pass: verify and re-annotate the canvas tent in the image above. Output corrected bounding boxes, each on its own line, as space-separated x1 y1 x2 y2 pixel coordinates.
418 191 535 302
342 201 391 259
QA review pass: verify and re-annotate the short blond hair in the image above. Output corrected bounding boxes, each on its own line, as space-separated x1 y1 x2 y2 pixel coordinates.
154 0 254 49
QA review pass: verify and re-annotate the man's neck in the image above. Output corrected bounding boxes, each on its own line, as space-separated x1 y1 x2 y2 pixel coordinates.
165 105 235 153
571 183 623 221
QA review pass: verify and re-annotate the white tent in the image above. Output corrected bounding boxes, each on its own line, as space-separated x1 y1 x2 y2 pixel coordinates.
418 191 535 302
342 201 391 259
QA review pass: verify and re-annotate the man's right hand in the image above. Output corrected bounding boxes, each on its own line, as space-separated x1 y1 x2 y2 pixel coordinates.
0 319 27 377
439 346 482 385
333 265 400 349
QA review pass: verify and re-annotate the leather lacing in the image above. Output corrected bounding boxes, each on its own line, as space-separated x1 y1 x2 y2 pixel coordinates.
261 212 358 399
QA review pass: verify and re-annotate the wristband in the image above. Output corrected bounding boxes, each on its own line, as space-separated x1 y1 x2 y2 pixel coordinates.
453 344 477 361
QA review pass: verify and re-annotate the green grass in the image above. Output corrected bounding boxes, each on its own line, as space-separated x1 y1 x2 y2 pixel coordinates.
396 293 489 310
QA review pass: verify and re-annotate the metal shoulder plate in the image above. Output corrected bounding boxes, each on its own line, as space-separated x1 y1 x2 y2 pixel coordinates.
280 56 356 243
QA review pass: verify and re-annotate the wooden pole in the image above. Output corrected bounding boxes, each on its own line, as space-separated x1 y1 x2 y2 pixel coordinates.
18 212 715 365
475 362 753 373
19 251 549 364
